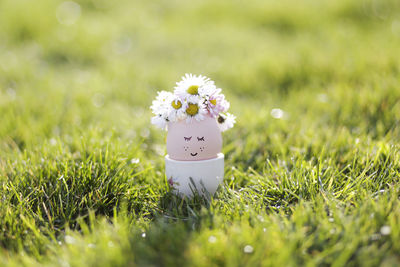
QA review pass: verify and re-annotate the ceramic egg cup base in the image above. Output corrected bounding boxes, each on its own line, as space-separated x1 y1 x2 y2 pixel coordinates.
165 153 224 197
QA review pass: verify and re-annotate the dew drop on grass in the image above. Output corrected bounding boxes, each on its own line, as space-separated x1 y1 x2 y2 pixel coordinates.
130 158 140 164
244 245 254 254
380 225 391 235
65 235 76 245
142 232 146 238
270 108 285 119
208 235 217 243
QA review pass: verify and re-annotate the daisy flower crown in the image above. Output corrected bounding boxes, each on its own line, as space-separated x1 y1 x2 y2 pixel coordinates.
151 74 236 132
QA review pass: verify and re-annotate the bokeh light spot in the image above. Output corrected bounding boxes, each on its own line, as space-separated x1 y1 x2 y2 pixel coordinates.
270 108 285 119
56 1 81 26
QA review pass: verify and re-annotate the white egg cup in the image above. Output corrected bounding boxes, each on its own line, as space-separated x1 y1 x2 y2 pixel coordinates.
165 153 224 197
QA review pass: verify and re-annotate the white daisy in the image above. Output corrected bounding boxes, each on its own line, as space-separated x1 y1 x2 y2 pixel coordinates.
205 89 230 117
168 95 187 122
151 114 168 130
150 74 236 130
217 113 236 132
198 83 219 98
150 91 174 129
150 91 174 115
185 98 208 123
174 73 214 99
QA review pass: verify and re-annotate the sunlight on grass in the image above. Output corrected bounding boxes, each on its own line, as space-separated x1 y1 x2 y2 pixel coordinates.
0 0 400 266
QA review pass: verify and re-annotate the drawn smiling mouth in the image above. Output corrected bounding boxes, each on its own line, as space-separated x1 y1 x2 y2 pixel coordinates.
190 152 198 156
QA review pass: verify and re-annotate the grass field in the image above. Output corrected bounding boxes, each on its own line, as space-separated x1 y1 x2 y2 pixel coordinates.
1 0 400 266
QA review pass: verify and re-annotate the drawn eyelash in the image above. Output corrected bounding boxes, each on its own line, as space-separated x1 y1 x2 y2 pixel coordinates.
184 136 192 141
197 137 205 141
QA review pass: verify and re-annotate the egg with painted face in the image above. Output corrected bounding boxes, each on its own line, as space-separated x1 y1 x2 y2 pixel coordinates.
166 116 222 161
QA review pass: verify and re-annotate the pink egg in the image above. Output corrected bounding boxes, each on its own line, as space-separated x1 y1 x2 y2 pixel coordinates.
166 116 222 161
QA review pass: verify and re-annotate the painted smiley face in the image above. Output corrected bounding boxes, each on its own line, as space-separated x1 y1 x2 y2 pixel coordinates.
183 136 206 157
167 116 222 161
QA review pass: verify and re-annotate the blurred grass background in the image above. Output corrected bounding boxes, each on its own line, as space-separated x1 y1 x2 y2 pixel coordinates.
0 0 400 266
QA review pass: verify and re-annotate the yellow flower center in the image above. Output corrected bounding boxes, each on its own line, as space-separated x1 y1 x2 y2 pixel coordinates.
186 103 199 116
171 100 182 109
187 85 199 95
210 99 217 105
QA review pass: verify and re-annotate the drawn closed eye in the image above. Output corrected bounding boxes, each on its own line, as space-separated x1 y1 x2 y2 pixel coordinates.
197 137 205 141
184 136 192 141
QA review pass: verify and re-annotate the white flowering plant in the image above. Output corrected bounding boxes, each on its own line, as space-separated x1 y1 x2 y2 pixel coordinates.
150 74 236 132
